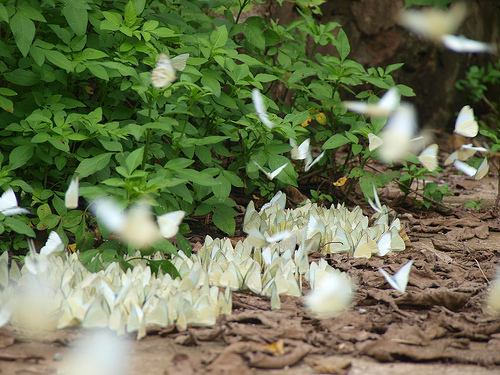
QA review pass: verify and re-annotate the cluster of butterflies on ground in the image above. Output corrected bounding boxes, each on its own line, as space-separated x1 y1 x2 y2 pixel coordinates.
0 3 496 328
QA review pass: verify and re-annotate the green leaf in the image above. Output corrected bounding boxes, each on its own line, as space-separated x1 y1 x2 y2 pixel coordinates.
10 12 35 57
9 145 34 170
125 147 144 173
4 69 40 86
244 23 265 50
63 0 89 35
335 29 350 61
0 3 8 22
210 25 228 49
124 1 137 27
43 49 73 72
4 217 35 237
47 137 70 152
0 96 13 113
76 153 113 178
213 175 230 200
176 233 191 257
323 134 351 150
212 204 236 236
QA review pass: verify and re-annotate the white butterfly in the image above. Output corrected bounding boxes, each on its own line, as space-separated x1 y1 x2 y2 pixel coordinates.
252 88 276 129
376 232 392 257
0 188 29 216
290 138 310 160
397 2 467 42
157 210 185 239
246 228 291 248
441 35 495 54
304 151 325 172
40 231 65 256
366 185 386 214
62 331 130 375
379 104 418 163
368 133 383 151
65 177 79 209
454 105 478 138
305 272 353 316
253 161 287 180
343 87 400 118
444 144 487 165
151 53 189 88
453 158 489 180
91 198 185 248
418 144 439 171
379 260 413 293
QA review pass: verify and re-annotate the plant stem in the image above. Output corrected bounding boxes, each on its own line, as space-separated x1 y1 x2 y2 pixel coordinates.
141 104 154 170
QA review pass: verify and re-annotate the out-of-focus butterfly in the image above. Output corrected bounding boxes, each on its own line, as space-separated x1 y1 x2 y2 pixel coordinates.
453 158 489 180
378 104 418 163
65 178 79 209
91 198 185 248
151 53 189 88
252 88 276 129
454 105 478 138
305 271 353 316
418 144 439 171
304 150 326 172
343 87 400 118
441 35 495 54
252 161 287 180
0 188 29 216
379 260 413 293
444 144 487 165
397 2 467 42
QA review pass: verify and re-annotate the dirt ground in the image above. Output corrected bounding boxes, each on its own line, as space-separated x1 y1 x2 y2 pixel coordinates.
1 168 500 374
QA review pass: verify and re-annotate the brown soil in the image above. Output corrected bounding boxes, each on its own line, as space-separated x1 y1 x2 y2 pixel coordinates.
1 169 500 375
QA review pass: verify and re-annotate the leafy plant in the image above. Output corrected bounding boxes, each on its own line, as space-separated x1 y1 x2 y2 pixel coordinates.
465 199 484 211
0 0 435 272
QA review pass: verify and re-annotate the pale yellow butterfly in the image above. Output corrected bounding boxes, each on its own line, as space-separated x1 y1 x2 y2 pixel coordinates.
454 105 478 138
151 53 189 88
418 144 439 171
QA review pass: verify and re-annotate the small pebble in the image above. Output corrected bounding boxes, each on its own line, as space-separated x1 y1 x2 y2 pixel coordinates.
358 308 367 314
53 352 64 361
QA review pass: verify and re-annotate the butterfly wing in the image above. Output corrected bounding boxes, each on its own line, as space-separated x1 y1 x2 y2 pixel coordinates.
0 188 29 216
418 144 439 171
454 106 478 137
65 178 79 209
368 133 383 151
151 53 176 88
453 159 477 177
91 198 126 233
393 260 414 293
441 35 494 54
170 53 189 71
40 231 65 256
157 210 186 239
474 158 489 180
252 88 276 129
304 151 325 172
290 138 311 160
377 87 400 113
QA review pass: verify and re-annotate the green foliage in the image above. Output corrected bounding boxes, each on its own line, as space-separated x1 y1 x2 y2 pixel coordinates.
0 0 435 271
404 0 453 8
465 199 484 211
